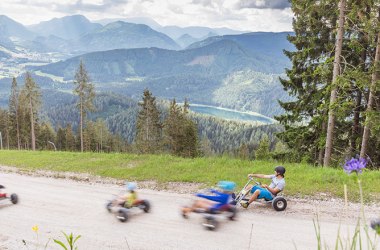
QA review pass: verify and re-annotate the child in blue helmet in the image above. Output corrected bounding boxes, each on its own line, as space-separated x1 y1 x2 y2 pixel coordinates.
181 181 236 217
115 182 138 208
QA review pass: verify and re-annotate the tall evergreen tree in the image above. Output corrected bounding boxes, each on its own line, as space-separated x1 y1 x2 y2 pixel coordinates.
65 123 76 151
23 72 41 151
255 135 270 160
278 0 380 167
38 122 56 150
276 0 338 165
74 60 95 152
56 127 66 151
135 89 162 153
8 77 21 149
324 0 346 167
163 99 198 157
18 89 31 149
0 108 10 149
361 11 380 159
163 99 184 155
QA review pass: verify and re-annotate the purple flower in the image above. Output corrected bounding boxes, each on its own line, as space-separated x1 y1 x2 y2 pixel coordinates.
343 157 367 174
371 219 380 235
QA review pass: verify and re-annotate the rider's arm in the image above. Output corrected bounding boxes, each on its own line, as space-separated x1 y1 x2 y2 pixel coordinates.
248 173 272 179
196 190 228 204
263 185 281 195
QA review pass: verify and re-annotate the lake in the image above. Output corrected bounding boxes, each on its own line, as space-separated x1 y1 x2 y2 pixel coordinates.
189 104 275 124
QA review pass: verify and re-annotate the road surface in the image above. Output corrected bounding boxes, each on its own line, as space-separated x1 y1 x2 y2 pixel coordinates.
0 172 379 250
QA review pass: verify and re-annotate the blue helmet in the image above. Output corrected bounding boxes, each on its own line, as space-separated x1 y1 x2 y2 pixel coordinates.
217 181 236 192
126 182 137 191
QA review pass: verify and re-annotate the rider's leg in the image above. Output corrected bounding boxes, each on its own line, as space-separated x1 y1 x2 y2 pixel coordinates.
248 189 261 204
241 187 261 208
243 184 252 195
248 189 260 204
182 199 213 215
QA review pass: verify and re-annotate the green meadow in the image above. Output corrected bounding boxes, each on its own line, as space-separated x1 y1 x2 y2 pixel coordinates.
0 150 379 202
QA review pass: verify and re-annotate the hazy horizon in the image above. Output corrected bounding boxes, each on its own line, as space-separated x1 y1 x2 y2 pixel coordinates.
1 0 293 32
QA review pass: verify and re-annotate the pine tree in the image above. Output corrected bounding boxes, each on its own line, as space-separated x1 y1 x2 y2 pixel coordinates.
182 118 198 158
255 135 270 160
361 13 380 158
74 60 95 152
65 123 76 151
276 0 338 165
278 0 380 166
56 127 66 151
163 99 182 154
23 72 41 151
0 108 10 149
17 89 31 149
324 0 346 167
38 122 56 150
163 99 198 157
238 143 249 160
8 77 21 149
135 89 162 153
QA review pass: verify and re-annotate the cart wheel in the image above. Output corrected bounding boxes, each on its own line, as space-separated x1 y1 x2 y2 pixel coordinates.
227 206 237 221
203 216 219 231
117 208 129 222
272 197 287 211
106 201 112 212
140 200 150 213
10 193 18 204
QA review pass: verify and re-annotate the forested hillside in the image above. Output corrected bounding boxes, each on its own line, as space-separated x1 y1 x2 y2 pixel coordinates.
41 91 281 155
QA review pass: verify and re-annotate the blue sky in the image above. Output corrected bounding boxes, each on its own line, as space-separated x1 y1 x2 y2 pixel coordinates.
2 0 293 32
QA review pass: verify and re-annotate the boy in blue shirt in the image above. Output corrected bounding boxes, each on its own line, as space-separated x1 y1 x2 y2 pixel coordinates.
182 181 236 217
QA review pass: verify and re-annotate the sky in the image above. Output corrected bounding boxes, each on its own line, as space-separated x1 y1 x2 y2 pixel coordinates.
1 0 293 32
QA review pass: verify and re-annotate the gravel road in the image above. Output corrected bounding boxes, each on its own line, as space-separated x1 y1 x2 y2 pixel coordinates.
0 172 379 250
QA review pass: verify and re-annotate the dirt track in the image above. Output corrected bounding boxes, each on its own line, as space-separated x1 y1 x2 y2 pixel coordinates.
0 172 379 250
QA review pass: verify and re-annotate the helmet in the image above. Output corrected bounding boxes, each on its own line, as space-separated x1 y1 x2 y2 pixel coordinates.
274 166 286 176
126 182 137 191
217 181 236 192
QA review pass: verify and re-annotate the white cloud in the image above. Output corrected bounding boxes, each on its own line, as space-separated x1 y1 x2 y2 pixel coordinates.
0 0 293 31
236 0 291 10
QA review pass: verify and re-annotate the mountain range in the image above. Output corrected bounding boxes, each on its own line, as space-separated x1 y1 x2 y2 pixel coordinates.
0 14 293 118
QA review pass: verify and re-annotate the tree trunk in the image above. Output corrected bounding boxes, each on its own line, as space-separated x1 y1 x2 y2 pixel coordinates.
318 121 326 166
80 102 84 152
29 97 35 151
324 0 346 167
360 32 380 158
16 110 20 150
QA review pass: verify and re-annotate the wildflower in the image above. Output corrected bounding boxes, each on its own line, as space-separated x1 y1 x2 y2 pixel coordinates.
371 219 380 235
32 225 39 232
343 157 367 174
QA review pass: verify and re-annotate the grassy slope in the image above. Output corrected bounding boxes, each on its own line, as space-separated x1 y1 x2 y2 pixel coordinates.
0 150 379 202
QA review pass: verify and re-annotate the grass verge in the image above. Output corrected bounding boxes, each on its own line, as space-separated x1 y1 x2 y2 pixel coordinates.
0 150 379 202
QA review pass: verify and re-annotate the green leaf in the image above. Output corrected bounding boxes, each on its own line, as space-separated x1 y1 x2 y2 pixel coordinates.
53 239 68 250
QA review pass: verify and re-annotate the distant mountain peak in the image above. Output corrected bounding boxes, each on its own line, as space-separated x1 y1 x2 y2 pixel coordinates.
0 15 35 40
29 15 102 40
78 20 180 52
